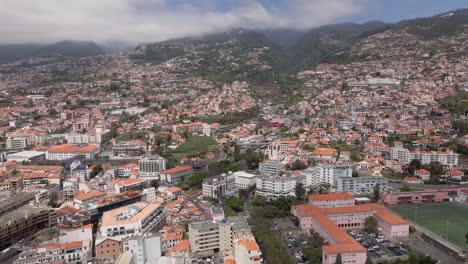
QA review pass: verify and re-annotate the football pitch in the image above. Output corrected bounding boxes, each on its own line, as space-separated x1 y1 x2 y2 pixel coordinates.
387 202 468 249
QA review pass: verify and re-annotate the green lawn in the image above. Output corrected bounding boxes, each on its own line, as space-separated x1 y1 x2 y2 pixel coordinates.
388 202 468 249
172 136 217 158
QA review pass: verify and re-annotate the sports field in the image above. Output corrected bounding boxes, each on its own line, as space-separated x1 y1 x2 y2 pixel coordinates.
387 202 468 249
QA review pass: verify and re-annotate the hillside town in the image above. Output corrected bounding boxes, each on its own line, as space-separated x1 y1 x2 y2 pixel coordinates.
0 8 467 264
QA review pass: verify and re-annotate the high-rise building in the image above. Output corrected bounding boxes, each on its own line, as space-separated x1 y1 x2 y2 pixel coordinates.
138 156 167 181
188 221 232 256
258 160 283 176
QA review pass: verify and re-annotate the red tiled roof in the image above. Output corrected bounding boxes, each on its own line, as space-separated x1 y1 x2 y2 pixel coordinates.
74 190 105 201
161 165 193 174
56 206 78 217
309 193 354 201
374 210 408 225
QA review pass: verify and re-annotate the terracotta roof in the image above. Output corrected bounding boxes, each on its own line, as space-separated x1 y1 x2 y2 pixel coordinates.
293 204 365 254
47 143 99 153
312 147 337 156
321 204 384 215
161 165 193 174
309 193 354 201
166 240 190 255
323 243 367 254
447 169 464 175
35 241 82 250
113 178 145 187
74 190 105 201
168 187 182 193
374 210 408 225
224 258 236 264
56 206 79 216
237 239 260 251
17 165 63 171
415 169 429 174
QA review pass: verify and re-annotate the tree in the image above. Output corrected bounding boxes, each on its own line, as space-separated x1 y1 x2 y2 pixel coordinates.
364 216 378 234
149 179 159 189
295 182 306 200
290 160 307 170
48 192 60 208
89 164 103 179
465 232 468 244
48 108 58 116
365 257 373 264
408 159 422 175
352 170 359 177
187 172 209 187
335 254 343 264
373 184 380 202
225 197 243 212
400 185 412 192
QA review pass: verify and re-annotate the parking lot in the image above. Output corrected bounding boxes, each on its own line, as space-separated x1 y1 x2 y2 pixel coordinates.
349 230 408 259
281 230 309 263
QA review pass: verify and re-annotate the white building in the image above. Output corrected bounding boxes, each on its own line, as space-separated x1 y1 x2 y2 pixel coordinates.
255 174 305 199
233 171 257 190
258 160 283 176
65 132 107 145
14 240 92 264
202 172 235 198
122 234 163 264
46 144 100 160
99 202 164 237
335 176 387 194
138 156 167 181
160 165 193 184
143 187 157 203
317 164 352 187
390 145 458 167
7 137 29 150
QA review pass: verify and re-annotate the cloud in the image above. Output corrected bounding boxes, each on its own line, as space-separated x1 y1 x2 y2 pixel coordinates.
0 0 368 45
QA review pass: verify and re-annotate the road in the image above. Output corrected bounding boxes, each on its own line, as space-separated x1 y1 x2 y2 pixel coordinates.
410 240 463 264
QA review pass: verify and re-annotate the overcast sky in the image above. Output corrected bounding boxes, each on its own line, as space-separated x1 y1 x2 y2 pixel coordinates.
1 0 466 45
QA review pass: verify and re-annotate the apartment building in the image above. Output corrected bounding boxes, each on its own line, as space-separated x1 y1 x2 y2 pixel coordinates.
202 172 235 198
14 240 92 264
160 165 193 183
46 143 100 160
138 156 167 181
335 176 387 194
112 141 145 158
65 132 104 145
390 144 459 167
188 221 232 256
317 164 352 187
99 202 164 237
255 174 305 199
0 192 35 217
258 159 283 176
0 205 56 250
6 137 29 150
